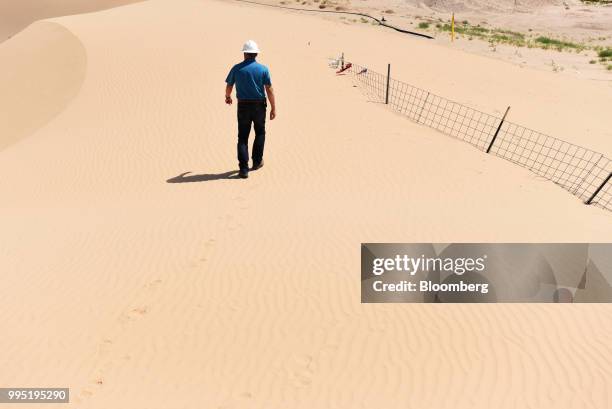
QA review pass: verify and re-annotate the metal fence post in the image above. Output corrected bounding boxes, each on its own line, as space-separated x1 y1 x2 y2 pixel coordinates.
486 106 511 154
385 64 390 104
416 92 430 124
571 154 603 195
586 172 612 205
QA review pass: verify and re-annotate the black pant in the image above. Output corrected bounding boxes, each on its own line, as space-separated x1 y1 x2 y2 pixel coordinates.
237 100 266 171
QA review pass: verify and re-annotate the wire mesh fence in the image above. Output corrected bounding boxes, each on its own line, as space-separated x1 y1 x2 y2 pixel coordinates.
347 62 612 213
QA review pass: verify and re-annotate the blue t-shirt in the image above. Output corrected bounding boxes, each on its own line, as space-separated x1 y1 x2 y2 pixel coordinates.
225 59 271 100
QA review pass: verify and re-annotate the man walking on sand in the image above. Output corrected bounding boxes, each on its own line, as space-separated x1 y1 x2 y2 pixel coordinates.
225 40 276 179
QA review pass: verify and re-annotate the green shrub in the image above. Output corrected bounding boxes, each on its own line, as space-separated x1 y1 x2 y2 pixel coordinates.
535 36 582 50
472 26 490 34
493 29 524 39
418 22 430 29
598 49 612 58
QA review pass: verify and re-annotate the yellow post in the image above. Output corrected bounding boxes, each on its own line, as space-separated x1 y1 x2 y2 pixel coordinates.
451 13 455 42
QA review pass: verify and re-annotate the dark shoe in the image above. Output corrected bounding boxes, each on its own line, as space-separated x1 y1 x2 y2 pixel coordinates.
239 169 249 179
251 160 264 171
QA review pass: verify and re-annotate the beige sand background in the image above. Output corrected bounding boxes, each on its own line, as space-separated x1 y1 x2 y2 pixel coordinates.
1 0 612 408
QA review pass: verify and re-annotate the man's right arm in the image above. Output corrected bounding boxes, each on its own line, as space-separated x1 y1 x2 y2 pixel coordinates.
225 66 235 105
265 85 276 120
225 84 233 105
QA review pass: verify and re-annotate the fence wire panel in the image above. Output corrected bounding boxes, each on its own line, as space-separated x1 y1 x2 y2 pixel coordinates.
350 64 386 102
575 157 612 210
348 63 612 213
491 122 605 194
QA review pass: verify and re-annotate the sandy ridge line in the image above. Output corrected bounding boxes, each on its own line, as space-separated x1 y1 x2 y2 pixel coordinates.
233 0 434 38
0 20 88 151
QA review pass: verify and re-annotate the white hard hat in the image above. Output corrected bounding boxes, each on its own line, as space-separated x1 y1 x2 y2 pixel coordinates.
241 40 260 53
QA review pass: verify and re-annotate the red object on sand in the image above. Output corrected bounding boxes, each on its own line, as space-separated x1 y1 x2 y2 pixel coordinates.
336 63 352 74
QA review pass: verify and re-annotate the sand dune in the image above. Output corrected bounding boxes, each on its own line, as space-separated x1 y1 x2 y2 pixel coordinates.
1 0 611 408
0 22 86 151
0 0 143 42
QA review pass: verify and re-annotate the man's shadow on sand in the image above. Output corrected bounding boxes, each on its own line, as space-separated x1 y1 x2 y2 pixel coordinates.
166 170 241 183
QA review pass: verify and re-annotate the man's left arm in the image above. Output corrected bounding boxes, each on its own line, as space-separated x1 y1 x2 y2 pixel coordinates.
265 85 276 120
263 68 275 120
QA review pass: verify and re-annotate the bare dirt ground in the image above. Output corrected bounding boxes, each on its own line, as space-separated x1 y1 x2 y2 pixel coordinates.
261 0 612 79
